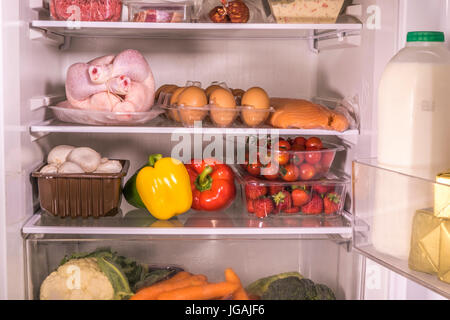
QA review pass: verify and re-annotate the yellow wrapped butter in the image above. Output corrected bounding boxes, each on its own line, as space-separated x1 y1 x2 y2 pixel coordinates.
434 172 450 218
408 209 441 274
438 221 450 284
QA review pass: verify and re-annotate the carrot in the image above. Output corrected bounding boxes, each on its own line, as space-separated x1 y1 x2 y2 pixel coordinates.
156 281 240 300
130 274 207 300
166 271 192 283
224 268 249 300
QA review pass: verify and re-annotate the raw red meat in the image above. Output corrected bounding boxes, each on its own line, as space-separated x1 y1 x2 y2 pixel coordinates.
50 0 122 22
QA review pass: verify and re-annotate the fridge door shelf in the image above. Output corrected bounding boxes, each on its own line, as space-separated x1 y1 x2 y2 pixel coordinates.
352 159 450 299
22 208 354 238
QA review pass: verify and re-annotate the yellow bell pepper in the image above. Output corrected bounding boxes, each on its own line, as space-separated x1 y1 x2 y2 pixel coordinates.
136 154 192 220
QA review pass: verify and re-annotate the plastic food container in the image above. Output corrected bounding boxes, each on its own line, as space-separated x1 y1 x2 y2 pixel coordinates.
235 166 348 219
50 106 165 126
163 104 275 128
126 1 190 22
242 139 344 181
49 0 123 21
267 0 344 24
32 160 130 219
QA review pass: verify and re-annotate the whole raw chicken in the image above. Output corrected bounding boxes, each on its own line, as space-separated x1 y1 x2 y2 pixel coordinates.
61 49 155 113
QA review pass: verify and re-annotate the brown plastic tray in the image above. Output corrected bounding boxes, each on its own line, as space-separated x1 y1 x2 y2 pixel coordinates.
32 160 130 219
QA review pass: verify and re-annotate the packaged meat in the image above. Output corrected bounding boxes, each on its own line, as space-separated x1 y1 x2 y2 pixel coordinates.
127 1 190 22
32 160 130 219
267 0 345 24
49 0 123 22
235 165 348 219
269 98 350 132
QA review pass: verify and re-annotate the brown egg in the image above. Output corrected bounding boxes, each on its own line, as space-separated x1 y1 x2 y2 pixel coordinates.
209 88 237 127
205 85 224 98
177 86 208 126
241 87 271 127
155 84 178 103
168 87 185 122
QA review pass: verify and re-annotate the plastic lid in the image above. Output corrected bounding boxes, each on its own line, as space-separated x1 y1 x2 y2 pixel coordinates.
407 31 445 42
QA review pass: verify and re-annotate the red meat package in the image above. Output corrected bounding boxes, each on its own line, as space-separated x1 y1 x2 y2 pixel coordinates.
50 0 123 22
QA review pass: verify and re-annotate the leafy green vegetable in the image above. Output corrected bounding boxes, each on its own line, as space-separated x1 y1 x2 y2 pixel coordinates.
313 284 336 300
245 272 303 298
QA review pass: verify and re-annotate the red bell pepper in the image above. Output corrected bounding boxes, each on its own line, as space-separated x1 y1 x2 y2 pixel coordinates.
185 159 236 211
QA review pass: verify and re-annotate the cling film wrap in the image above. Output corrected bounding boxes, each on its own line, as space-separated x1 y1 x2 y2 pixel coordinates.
434 172 450 218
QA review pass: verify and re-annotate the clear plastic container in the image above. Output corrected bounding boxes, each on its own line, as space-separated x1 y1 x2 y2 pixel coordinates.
126 1 190 22
267 0 344 24
241 138 344 181
50 106 165 126
49 0 123 21
235 165 348 219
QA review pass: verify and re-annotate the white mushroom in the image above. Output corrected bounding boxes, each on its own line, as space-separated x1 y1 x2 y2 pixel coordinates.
57 162 84 174
47 145 75 166
66 147 101 173
95 160 123 173
40 164 58 174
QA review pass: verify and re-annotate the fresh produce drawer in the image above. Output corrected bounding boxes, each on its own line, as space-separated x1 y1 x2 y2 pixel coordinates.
24 234 362 300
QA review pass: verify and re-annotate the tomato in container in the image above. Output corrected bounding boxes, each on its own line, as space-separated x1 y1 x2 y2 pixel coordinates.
235 165 348 219
244 136 344 182
50 0 123 22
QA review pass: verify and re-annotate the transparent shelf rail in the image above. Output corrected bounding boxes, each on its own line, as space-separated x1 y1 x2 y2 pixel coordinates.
22 205 354 237
30 21 362 40
30 118 359 136
352 159 450 299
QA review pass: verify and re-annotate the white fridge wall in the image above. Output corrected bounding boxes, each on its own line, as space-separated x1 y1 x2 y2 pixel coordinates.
0 0 64 299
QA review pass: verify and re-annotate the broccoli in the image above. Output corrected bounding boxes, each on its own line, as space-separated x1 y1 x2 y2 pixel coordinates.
313 284 336 300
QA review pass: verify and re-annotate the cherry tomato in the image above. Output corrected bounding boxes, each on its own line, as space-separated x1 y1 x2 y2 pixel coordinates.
247 162 261 176
262 162 279 180
293 137 307 146
305 151 322 164
306 137 323 149
275 151 290 166
321 149 335 168
274 140 291 151
291 144 305 151
280 164 300 182
299 163 316 180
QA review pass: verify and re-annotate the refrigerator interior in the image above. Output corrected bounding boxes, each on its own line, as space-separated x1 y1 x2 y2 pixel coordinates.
0 0 448 299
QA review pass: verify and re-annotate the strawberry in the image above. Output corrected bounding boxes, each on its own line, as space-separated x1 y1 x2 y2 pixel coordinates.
247 199 255 213
301 194 323 215
245 178 267 200
253 198 274 218
291 187 310 207
312 185 334 196
324 192 341 215
284 206 300 214
272 191 292 214
269 185 284 195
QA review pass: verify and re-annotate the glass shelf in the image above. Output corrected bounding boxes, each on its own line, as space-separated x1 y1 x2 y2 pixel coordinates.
30 119 359 136
353 159 450 299
31 20 362 40
22 203 353 237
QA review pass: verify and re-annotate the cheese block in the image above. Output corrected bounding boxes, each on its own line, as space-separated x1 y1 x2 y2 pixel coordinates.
268 0 345 24
434 172 450 218
269 98 349 132
408 209 441 274
439 221 450 284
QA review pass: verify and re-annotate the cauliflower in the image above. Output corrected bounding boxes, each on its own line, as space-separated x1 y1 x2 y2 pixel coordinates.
40 258 115 300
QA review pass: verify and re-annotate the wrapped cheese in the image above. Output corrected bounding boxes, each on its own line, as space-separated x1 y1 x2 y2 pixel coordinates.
408 209 441 274
268 0 345 24
434 172 450 218
438 221 450 284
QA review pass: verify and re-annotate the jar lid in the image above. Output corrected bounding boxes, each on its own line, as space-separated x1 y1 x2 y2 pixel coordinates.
407 31 445 42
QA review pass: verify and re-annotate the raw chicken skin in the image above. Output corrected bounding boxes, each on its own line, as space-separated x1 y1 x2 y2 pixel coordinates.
64 50 155 113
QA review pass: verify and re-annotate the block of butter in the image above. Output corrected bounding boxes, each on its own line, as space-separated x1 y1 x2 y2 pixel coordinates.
268 0 345 24
434 172 450 218
408 209 441 274
438 221 450 284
